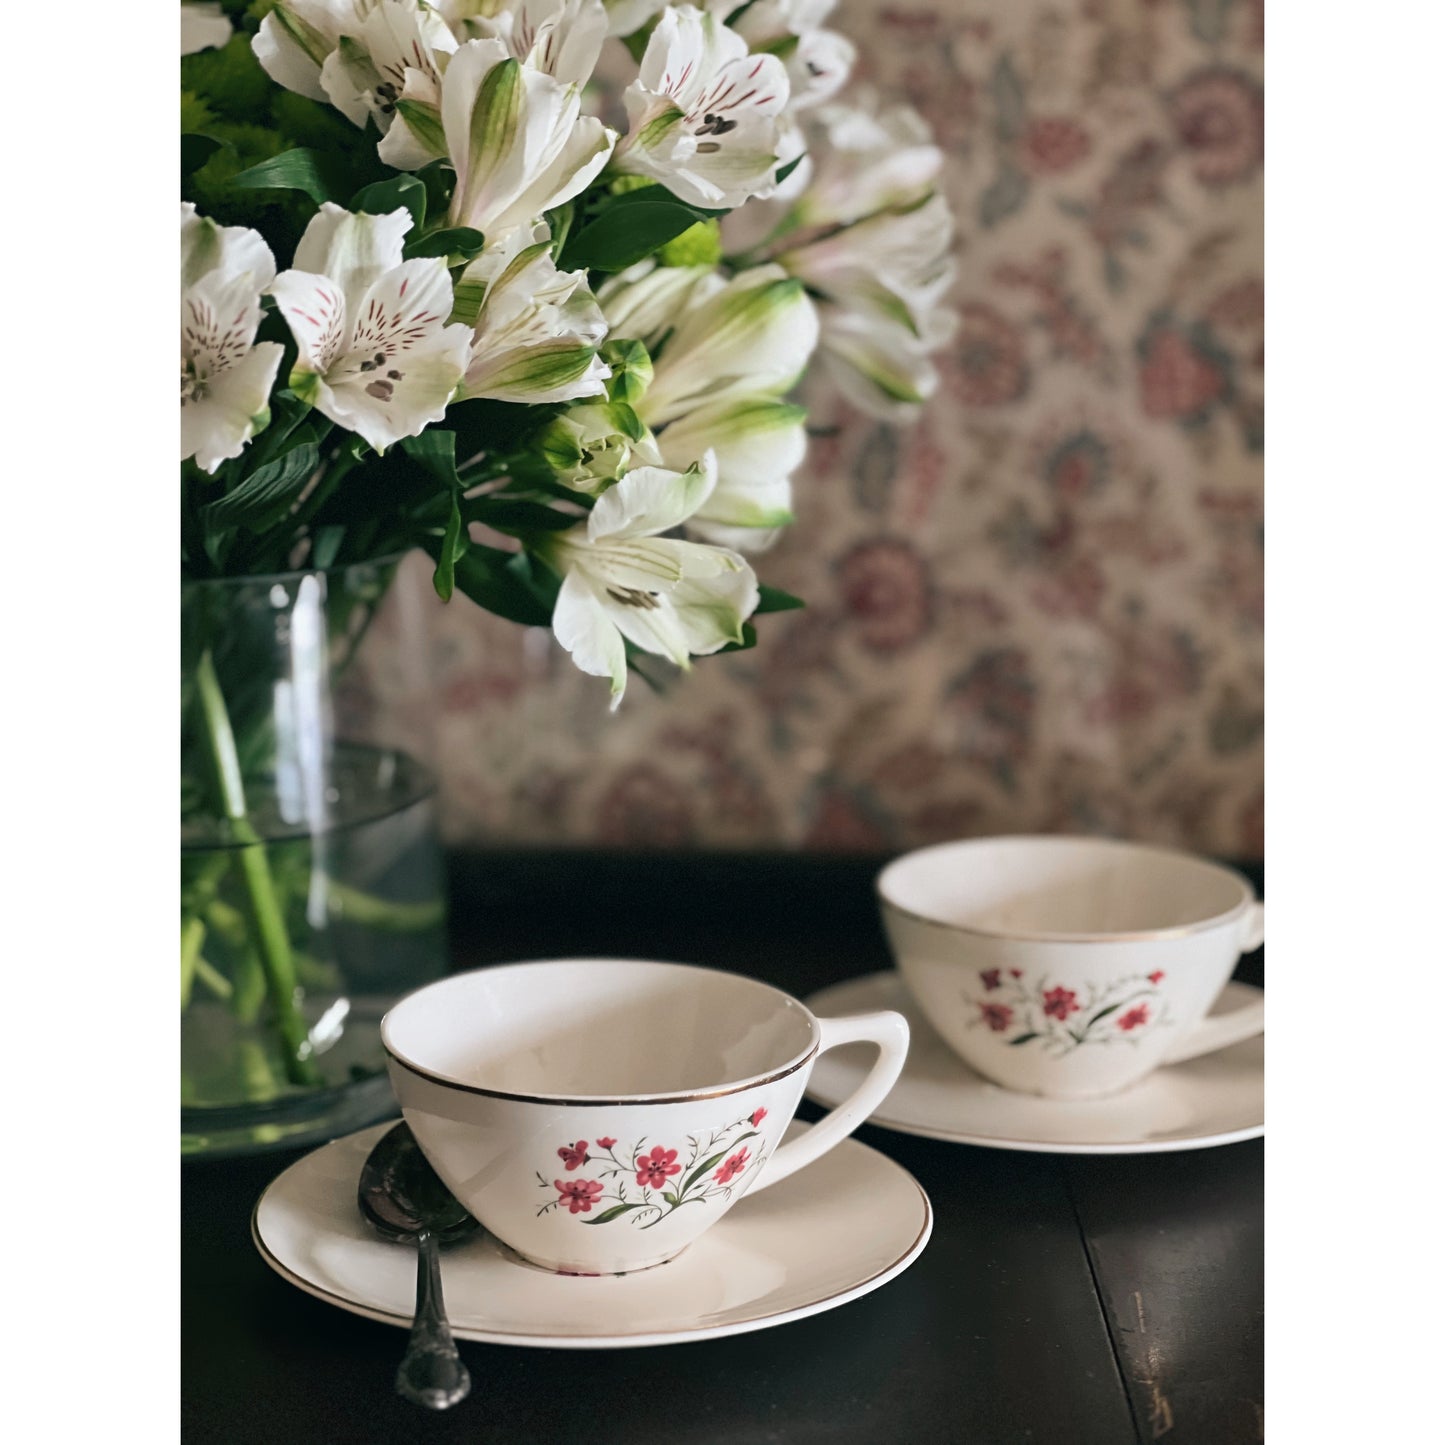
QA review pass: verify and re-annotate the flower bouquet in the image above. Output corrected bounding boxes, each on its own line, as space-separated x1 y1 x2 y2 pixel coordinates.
180 0 957 1152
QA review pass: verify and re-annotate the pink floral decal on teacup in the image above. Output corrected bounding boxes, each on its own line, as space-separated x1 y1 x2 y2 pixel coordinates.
557 1141 591 1171
535 1112 767 1229
554 1179 606 1214
963 969 1171 1055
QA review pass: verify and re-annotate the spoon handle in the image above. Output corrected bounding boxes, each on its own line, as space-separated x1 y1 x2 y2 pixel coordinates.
395 1229 471 1411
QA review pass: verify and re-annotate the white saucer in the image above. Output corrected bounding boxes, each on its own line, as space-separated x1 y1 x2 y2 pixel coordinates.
805 973 1264 1155
252 1119 932 1349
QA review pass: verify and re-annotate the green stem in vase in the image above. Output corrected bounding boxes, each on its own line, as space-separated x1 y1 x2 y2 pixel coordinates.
193 955 234 1002
326 880 445 932
180 914 205 1011
195 649 320 1087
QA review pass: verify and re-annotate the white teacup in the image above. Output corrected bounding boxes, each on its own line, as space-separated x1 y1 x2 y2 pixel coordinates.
382 959 909 1274
878 836 1264 1100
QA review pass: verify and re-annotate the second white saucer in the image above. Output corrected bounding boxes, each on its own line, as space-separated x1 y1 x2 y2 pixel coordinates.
804 972 1263 1155
253 1118 931 1348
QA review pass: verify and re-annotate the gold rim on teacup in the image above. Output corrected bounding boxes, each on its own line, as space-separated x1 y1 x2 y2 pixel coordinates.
380 958 823 1106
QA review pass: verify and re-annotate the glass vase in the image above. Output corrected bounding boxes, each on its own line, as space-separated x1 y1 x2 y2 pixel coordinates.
181 555 446 1157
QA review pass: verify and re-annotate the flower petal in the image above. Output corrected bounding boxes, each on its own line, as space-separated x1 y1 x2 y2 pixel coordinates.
816 304 938 421
270 269 350 375
552 568 629 707
181 204 276 293
603 586 693 670
596 263 724 350
318 259 471 450
641 267 818 424
587 459 715 542
183 341 285 473
252 1 350 102
463 342 609 403
490 109 616 237
666 558 760 655
292 203 414 327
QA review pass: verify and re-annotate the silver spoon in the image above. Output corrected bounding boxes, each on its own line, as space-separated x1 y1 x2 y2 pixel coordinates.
357 1121 479 1411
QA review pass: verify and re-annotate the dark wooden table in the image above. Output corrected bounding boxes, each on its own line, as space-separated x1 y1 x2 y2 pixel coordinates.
182 852 1263 1444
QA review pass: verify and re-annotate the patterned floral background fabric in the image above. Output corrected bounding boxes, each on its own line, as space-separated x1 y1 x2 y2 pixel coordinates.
364 0 1264 858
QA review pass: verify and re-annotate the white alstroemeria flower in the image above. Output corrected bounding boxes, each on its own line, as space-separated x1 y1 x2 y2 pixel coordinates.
453 223 611 402
815 303 949 421
253 0 369 103
655 397 804 551
535 458 760 707
599 263 816 550
779 191 956 336
612 5 791 210
181 2 233 55
254 1 456 167
792 95 944 227
732 0 855 112
434 0 510 36
270 204 472 451
443 39 617 235
598 0 730 39
636 264 819 425
318 1 460 168
463 0 608 84
181 205 286 474
538 400 664 495
595 262 723 349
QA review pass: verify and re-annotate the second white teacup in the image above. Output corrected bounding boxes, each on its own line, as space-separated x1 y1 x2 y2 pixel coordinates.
879 836 1264 1100
383 958 908 1275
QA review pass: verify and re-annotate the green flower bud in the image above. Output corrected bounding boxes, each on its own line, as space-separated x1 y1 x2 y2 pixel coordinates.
601 338 654 408
657 219 723 269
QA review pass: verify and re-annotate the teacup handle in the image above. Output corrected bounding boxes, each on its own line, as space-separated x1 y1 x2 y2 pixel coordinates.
750 1010 910 1192
1161 902 1266 1064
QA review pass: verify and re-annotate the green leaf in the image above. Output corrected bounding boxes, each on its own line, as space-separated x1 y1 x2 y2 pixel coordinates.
755 585 805 614
1008 1032 1041 1046
203 442 319 532
404 226 486 260
311 524 345 569
240 392 315 470
581 1203 643 1225
544 200 575 258
441 544 557 626
413 157 453 220
350 176 427 230
1087 1003 1123 1027
561 190 717 272
400 430 462 490
230 147 347 205
432 493 465 601
182 133 224 176
663 1191 680 1206
774 153 805 187
466 498 581 536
